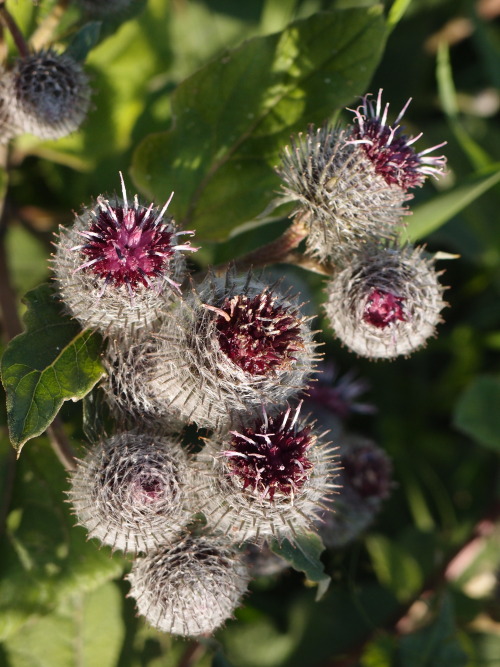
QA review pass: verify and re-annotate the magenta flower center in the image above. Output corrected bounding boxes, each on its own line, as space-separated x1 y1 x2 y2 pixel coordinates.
352 119 425 190
223 409 313 500
342 446 392 500
131 474 164 504
79 203 175 289
214 293 304 376
363 289 406 329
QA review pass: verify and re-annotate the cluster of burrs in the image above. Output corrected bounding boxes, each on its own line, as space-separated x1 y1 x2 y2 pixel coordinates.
53 173 340 637
51 89 447 637
277 90 449 359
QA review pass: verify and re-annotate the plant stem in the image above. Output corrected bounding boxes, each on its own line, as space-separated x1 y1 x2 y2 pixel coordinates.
0 3 30 58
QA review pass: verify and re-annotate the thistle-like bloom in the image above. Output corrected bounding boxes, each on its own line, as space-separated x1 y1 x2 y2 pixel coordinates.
276 90 446 263
317 434 393 548
127 534 250 636
0 49 91 140
105 272 319 431
52 174 196 336
324 244 447 359
68 432 194 554
195 404 338 544
348 89 447 190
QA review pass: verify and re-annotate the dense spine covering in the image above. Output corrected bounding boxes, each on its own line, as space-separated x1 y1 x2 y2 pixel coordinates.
323 244 447 359
52 175 196 337
127 534 250 636
194 405 339 544
1 50 91 140
68 432 194 554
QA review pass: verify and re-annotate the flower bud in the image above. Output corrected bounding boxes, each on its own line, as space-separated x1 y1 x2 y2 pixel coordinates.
52 174 196 337
68 432 194 554
104 271 319 431
323 244 447 359
1 49 91 140
195 404 339 544
318 434 393 548
127 534 250 636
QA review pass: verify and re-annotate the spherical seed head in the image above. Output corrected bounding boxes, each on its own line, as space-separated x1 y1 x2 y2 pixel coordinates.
127 534 250 637
317 434 392 548
52 175 196 336
349 89 447 190
276 125 409 263
114 271 319 432
324 244 447 359
195 405 339 544
68 432 195 554
6 49 91 140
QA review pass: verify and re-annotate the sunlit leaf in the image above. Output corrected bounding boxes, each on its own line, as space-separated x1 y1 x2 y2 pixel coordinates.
453 375 500 451
1 284 104 452
270 532 330 600
132 6 386 240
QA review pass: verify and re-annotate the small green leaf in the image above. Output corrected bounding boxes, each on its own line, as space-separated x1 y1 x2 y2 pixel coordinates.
65 22 102 62
407 165 500 241
270 532 330 600
131 6 386 240
397 593 468 667
453 375 500 451
1 284 105 452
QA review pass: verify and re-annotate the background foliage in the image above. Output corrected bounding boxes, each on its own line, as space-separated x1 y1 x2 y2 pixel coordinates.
1 0 500 665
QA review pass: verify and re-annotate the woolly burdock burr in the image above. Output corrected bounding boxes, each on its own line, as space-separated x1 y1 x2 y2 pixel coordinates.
1 49 91 140
195 404 339 544
317 434 393 548
106 271 319 431
276 90 446 263
68 432 194 554
324 244 447 359
127 534 250 637
52 173 196 337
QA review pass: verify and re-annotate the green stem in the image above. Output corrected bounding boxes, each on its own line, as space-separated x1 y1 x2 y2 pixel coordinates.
0 3 29 58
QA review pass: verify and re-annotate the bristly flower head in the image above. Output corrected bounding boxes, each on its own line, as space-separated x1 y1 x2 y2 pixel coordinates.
195 403 339 544
1 49 91 140
348 89 447 190
323 244 447 359
277 125 410 263
317 434 393 548
52 173 197 336
106 271 319 432
68 432 194 554
127 534 250 637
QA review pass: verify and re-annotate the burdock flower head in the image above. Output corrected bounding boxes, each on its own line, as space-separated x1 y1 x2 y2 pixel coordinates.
52 173 197 336
68 432 194 554
195 403 338 544
127 533 250 637
324 243 447 359
276 90 447 263
348 89 447 190
0 49 91 140
318 434 393 548
108 271 319 431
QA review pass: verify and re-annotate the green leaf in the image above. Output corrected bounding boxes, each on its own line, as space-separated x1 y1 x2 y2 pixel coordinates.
270 532 330 600
365 534 423 601
65 22 102 62
397 593 468 667
1 284 105 453
453 375 500 451
2 582 125 667
407 165 500 241
0 437 124 642
131 6 386 241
